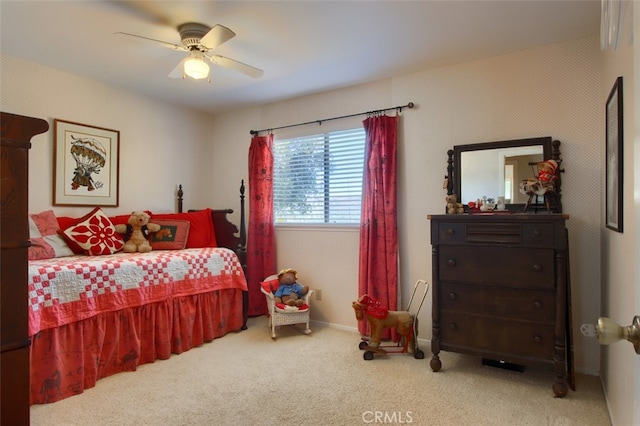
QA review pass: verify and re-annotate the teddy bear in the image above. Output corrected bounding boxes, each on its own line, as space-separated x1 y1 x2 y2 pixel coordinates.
274 268 309 307
114 211 161 253
445 194 464 214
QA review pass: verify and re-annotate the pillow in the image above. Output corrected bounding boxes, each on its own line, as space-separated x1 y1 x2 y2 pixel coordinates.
58 207 124 255
148 219 190 250
108 211 153 226
56 215 77 231
260 278 280 294
151 208 217 248
28 210 74 260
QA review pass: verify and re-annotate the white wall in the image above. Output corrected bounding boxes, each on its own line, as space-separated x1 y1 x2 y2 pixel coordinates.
600 3 638 425
212 36 604 376
1 35 605 378
1 55 218 218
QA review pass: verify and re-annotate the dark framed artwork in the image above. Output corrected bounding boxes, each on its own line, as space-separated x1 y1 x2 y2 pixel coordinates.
605 76 623 232
54 119 120 207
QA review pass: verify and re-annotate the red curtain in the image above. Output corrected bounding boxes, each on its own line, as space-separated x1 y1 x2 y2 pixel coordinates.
246 134 276 316
358 115 399 339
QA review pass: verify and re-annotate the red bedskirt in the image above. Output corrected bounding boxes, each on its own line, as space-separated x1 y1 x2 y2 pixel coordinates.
30 288 244 405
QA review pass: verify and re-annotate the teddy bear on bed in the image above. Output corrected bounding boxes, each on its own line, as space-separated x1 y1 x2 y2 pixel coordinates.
115 211 161 253
274 268 310 307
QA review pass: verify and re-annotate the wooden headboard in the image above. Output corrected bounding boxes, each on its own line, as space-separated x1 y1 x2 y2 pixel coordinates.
177 181 247 270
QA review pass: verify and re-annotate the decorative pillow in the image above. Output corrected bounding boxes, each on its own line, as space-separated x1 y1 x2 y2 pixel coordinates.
151 208 217 248
28 210 74 260
108 211 153 227
260 278 280 294
148 219 190 250
56 215 77 232
58 207 124 255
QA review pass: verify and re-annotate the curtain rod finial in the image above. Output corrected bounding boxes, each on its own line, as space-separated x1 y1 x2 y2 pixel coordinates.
250 130 257 135
407 102 415 109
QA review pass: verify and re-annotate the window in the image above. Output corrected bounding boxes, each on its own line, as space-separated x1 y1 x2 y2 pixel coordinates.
273 128 366 224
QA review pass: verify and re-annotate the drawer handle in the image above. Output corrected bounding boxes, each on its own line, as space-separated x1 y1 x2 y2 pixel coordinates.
533 300 543 309
532 264 542 272
448 323 457 331
447 259 456 267
533 229 542 238
533 335 542 344
448 292 457 300
447 228 455 236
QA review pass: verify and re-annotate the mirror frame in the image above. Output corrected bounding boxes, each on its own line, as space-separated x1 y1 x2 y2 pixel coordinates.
446 136 562 212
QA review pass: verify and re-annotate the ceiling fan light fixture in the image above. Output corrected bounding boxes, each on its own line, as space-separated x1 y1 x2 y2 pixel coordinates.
184 54 209 80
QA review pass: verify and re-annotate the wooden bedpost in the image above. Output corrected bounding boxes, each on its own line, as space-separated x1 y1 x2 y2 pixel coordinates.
177 184 183 213
239 180 246 254
238 180 248 330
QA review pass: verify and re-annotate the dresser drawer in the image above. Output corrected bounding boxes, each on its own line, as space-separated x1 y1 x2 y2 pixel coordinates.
521 223 555 247
437 222 467 244
439 246 555 289
440 312 555 360
439 282 555 322
437 221 557 248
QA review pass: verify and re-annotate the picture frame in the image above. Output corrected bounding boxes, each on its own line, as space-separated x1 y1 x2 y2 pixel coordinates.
605 76 623 232
54 119 120 207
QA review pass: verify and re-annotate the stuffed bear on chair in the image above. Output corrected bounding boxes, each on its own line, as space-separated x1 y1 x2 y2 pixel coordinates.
274 268 309 307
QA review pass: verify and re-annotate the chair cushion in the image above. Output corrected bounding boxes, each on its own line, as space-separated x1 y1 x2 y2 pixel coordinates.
275 303 309 313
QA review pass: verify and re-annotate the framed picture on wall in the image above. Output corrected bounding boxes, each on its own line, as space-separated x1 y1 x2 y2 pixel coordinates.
605 76 623 232
53 119 120 207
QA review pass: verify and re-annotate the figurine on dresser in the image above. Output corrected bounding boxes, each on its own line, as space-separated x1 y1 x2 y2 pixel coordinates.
519 158 561 212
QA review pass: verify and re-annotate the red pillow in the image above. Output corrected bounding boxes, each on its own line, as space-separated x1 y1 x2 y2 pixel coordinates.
58 207 124 255
151 209 217 248
148 219 190 250
56 215 77 231
260 278 279 294
108 211 153 226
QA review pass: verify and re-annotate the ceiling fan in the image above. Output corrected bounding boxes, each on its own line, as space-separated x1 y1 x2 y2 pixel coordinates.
116 22 264 81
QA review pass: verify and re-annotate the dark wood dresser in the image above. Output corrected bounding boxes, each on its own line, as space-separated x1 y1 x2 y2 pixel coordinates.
428 213 573 397
1 112 49 424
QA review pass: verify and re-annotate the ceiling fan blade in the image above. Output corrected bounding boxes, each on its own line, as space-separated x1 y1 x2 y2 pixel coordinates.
200 24 236 50
208 55 264 78
168 57 189 79
115 32 187 51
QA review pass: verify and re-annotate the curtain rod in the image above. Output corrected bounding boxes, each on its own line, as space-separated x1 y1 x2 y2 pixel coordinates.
249 102 414 135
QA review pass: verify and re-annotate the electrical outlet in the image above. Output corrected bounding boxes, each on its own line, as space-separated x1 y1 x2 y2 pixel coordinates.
315 289 322 301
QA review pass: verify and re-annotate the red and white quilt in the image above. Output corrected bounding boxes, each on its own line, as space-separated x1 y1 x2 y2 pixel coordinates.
28 247 248 336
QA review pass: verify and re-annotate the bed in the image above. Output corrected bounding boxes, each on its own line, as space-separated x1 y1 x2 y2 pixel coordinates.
28 184 248 405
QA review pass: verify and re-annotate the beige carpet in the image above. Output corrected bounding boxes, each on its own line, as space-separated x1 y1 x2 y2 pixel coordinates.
30 316 610 426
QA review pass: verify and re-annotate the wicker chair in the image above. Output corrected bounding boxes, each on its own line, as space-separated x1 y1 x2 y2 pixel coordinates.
260 274 313 339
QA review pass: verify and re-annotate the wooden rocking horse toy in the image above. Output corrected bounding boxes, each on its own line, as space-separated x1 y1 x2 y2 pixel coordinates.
352 281 429 360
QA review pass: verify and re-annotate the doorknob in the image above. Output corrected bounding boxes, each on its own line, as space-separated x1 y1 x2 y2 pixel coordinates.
596 315 640 354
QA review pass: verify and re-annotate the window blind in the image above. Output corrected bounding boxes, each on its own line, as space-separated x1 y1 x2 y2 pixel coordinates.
273 128 366 224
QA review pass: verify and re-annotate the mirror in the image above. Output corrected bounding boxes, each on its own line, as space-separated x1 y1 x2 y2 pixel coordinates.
446 137 562 212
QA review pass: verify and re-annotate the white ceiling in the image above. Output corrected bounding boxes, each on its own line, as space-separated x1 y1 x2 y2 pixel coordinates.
0 1 601 115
